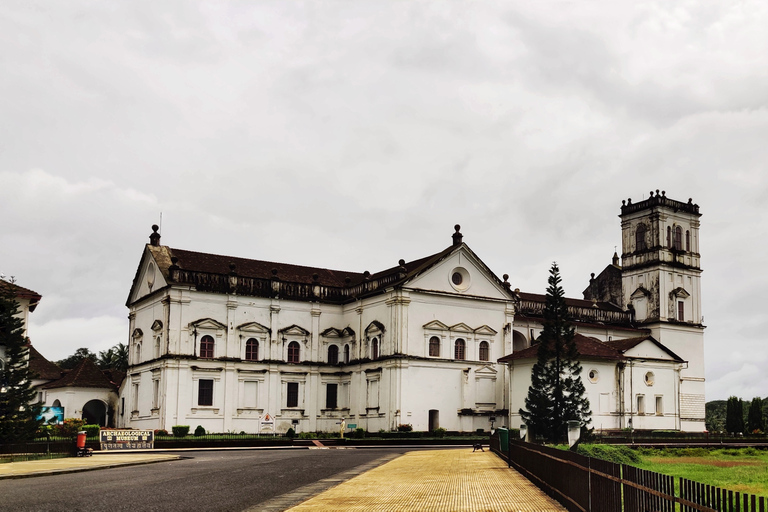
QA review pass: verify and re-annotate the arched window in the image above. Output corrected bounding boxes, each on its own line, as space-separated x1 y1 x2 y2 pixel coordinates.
667 226 672 248
371 338 379 360
685 230 690 252
479 341 489 361
287 341 300 363
245 338 258 361
454 339 466 360
200 335 214 358
344 344 350 364
429 336 440 357
135 343 142 363
328 345 339 365
154 336 161 359
674 226 683 250
635 224 647 251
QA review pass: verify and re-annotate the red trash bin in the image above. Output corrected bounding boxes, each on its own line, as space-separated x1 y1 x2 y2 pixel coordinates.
76 431 87 449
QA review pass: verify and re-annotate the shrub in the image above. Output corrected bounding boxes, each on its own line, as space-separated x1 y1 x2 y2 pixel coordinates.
397 424 413 432
297 432 317 439
432 427 447 438
285 428 296 439
82 424 101 438
194 425 206 436
56 418 86 438
172 425 190 437
154 429 169 437
353 427 366 439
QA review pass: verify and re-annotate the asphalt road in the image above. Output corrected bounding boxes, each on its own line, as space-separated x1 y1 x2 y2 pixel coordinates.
0 448 414 512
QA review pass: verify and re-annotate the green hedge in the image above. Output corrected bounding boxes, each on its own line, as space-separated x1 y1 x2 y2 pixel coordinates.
172 425 190 437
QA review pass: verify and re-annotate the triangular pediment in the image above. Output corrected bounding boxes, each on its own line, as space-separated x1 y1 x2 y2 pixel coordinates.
402 246 512 300
630 287 651 299
670 287 690 299
127 247 169 306
279 324 310 337
622 338 684 362
151 320 163 332
475 364 497 375
191 318 227 330
365 320 386 335
321 327 343 338
423 320 450 331
341 327 355 337
449 322 473 333
474 325 498 336
237 321 270 334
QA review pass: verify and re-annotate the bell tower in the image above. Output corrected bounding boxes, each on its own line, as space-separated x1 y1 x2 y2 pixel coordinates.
620 190 705 431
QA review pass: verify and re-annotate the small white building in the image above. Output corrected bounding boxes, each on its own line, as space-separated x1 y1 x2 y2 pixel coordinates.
119 192 706 433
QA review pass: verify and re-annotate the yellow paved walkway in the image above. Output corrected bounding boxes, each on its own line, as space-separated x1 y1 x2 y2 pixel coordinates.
287 449 566 512
0 453 179 478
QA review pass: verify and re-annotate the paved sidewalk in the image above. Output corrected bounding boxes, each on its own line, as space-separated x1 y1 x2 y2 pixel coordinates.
0 453 180 479
285 449 566 511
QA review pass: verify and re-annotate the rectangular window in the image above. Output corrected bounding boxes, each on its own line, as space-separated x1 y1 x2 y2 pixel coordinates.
656 396 663 416
637 394 645 415
132 383 140 413
286 382 299 408
152 380 160 409
326 383 338 409
677 301 684 321
367 379 379 408
198 379 213 406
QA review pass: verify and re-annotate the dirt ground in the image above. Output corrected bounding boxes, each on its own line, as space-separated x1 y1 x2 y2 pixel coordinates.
648 457 762 468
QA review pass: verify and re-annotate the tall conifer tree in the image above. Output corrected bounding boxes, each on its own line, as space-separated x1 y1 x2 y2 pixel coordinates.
747 397 765 433
520 263 591 443
0 280 42 442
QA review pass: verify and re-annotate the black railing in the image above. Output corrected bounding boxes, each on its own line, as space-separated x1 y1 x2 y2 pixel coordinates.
490 435 767 512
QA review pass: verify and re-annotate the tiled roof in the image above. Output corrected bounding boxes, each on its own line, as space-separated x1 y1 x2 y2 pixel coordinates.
498 333 625 363
0 281 42 310
42 358 116 390
27 345 63 381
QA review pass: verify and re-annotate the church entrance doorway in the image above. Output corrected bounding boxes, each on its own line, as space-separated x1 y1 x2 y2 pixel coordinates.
82 399 107 426
428 409 439 431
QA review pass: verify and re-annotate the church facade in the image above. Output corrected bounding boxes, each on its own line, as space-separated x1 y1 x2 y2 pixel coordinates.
119 192 706 433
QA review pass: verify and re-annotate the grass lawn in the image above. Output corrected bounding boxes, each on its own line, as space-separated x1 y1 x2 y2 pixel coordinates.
635 448 768 497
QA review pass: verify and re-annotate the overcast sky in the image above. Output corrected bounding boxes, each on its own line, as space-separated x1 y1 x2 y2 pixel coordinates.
2 2 766 401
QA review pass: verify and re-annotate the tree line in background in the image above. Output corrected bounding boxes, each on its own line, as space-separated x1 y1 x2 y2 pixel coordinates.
55 343 128 372
706 396 767 434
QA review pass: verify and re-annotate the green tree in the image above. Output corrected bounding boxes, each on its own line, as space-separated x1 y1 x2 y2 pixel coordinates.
747 397 765 433
725 396 745 434
520 263 591 443
0 279 43 442
56 347 96 370
97 343 128 371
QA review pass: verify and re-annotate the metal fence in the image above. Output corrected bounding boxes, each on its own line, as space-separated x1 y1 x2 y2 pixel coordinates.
491 434 767 512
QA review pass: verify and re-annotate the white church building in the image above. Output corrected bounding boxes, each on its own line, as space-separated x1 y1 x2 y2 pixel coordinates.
119 191 705 433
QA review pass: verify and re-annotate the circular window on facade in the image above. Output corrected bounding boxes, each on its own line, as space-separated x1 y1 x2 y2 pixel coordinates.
449 267 471 292
588 369 599 383
644 371 655 386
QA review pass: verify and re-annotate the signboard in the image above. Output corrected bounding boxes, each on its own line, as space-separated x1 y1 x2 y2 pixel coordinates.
100 429 154 450
260 413 274 433
347 424 357 429
38 406 64 425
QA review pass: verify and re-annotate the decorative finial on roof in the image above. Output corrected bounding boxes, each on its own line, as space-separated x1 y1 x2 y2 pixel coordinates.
149 225 161 246
502 274 510 289
656 189 660 196
661 190 666 197
398 259 405 266
649 190 654 197
613 252 620 266
363 270 370 280
452 224 463 246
